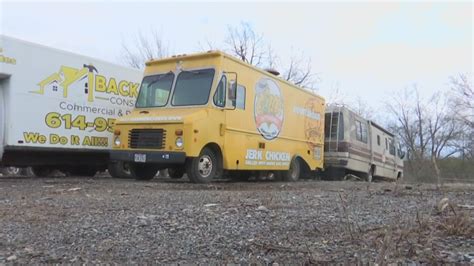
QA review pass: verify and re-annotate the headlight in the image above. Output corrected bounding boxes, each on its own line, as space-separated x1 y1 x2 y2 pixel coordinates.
114 136 121 146
175 137 183 148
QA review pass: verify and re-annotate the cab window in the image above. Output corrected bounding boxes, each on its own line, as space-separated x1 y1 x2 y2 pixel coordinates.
213 76 226 107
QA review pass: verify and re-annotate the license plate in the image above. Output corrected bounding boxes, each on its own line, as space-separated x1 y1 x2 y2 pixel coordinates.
134 154 146 162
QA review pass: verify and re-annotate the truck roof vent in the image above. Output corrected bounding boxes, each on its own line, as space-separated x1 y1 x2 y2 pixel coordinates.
265 68 280 76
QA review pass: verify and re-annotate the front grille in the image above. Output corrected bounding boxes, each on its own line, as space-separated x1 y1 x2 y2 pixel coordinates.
129 129 166 149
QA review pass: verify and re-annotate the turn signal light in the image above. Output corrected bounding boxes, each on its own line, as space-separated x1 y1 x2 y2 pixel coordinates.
175 129 183 136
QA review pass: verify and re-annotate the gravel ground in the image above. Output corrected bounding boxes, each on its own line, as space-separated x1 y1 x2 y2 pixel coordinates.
0 175 473 264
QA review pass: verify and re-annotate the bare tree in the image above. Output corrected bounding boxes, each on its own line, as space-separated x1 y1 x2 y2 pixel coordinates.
449 74 474 159
283 50 317 89
121 29 169 69
386 84 467 185
223 22 318 90
224 22 265 66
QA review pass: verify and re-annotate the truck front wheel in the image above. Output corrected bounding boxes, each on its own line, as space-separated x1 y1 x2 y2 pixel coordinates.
108 162 131 179
186 148 217 183
130 163 158 181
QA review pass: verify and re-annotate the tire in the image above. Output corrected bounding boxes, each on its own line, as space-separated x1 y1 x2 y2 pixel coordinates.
283 158 301 182
130 163 158 181
108 162 132 179
366 166 374 182
168 167 185 179
31 166 54 177
186 148 218 183
1 167 22 177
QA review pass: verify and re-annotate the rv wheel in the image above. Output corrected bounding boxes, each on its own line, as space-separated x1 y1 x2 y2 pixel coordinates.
186 148 217 183
31 166 54 177
168 167 185 179
130 163 158 181
283 158 301 182
366 167 374 182
1 167 22 177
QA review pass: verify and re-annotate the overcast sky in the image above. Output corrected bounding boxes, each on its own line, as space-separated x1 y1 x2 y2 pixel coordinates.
1 1 472 112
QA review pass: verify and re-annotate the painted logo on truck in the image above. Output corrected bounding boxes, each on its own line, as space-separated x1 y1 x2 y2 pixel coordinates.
254 78 284 140
31 64 139 107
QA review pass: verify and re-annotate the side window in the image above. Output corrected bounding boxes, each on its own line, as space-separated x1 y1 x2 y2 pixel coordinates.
361 122 368 143
355 120 367 143
213 76 226 107
236 85 246 110
385 138 388 150
389 139 395 155
377 135 380 146
355 121 362 141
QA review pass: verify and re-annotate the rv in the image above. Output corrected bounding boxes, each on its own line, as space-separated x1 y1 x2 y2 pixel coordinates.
324 105 404 181
111 51 325 183
0 35 142 177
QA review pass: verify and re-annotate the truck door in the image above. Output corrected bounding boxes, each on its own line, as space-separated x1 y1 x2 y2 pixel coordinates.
0 76 6 161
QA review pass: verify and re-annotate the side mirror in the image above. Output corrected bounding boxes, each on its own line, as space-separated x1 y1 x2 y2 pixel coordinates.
228 80 237 100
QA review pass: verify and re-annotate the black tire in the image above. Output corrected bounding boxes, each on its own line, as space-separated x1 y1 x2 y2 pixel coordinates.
186 148 218 183
168 167 185 179
31 166 54 177
65 167 97 177
365 166 374 182
108 162 132 179
130 163 158 181
1 167 22 177
283 158 301 182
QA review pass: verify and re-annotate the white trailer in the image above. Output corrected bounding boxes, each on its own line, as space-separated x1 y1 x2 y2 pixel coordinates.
0 35 142 177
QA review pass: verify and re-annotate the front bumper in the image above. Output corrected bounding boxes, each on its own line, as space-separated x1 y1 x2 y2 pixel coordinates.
110 150 186 164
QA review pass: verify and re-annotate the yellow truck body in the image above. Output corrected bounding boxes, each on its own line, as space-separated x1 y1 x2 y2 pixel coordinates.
111 51 325 182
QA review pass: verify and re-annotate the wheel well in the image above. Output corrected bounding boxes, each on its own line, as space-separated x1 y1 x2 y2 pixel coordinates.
203 143 223 175
295 156 312 179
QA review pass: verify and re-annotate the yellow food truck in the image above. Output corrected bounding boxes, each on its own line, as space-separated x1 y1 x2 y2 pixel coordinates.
111 51 325 183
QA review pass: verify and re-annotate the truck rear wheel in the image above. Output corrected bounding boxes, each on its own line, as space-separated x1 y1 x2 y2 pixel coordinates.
31 166 54 177
168 167 185 179
108 162 131 179
130 163 158 181
283 158 301 182
186 148 217 183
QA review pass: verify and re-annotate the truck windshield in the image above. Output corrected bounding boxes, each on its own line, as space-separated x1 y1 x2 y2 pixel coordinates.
136 72 175 108
171 69 215 106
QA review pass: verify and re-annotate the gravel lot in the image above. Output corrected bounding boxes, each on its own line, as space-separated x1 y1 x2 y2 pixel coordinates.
0 174 473 264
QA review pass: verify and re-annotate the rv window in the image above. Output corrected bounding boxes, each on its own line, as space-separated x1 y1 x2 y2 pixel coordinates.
172 69 215 106
355 120 368 143
236 85 246 110
136 72 175 108
377 135 380 146
389 139 395 155
324 112 344 140
213 76 226 107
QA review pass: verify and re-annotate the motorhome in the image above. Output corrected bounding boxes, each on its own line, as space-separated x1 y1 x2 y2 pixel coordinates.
0 35 142 177
324 105 404 181
111 51 325 183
